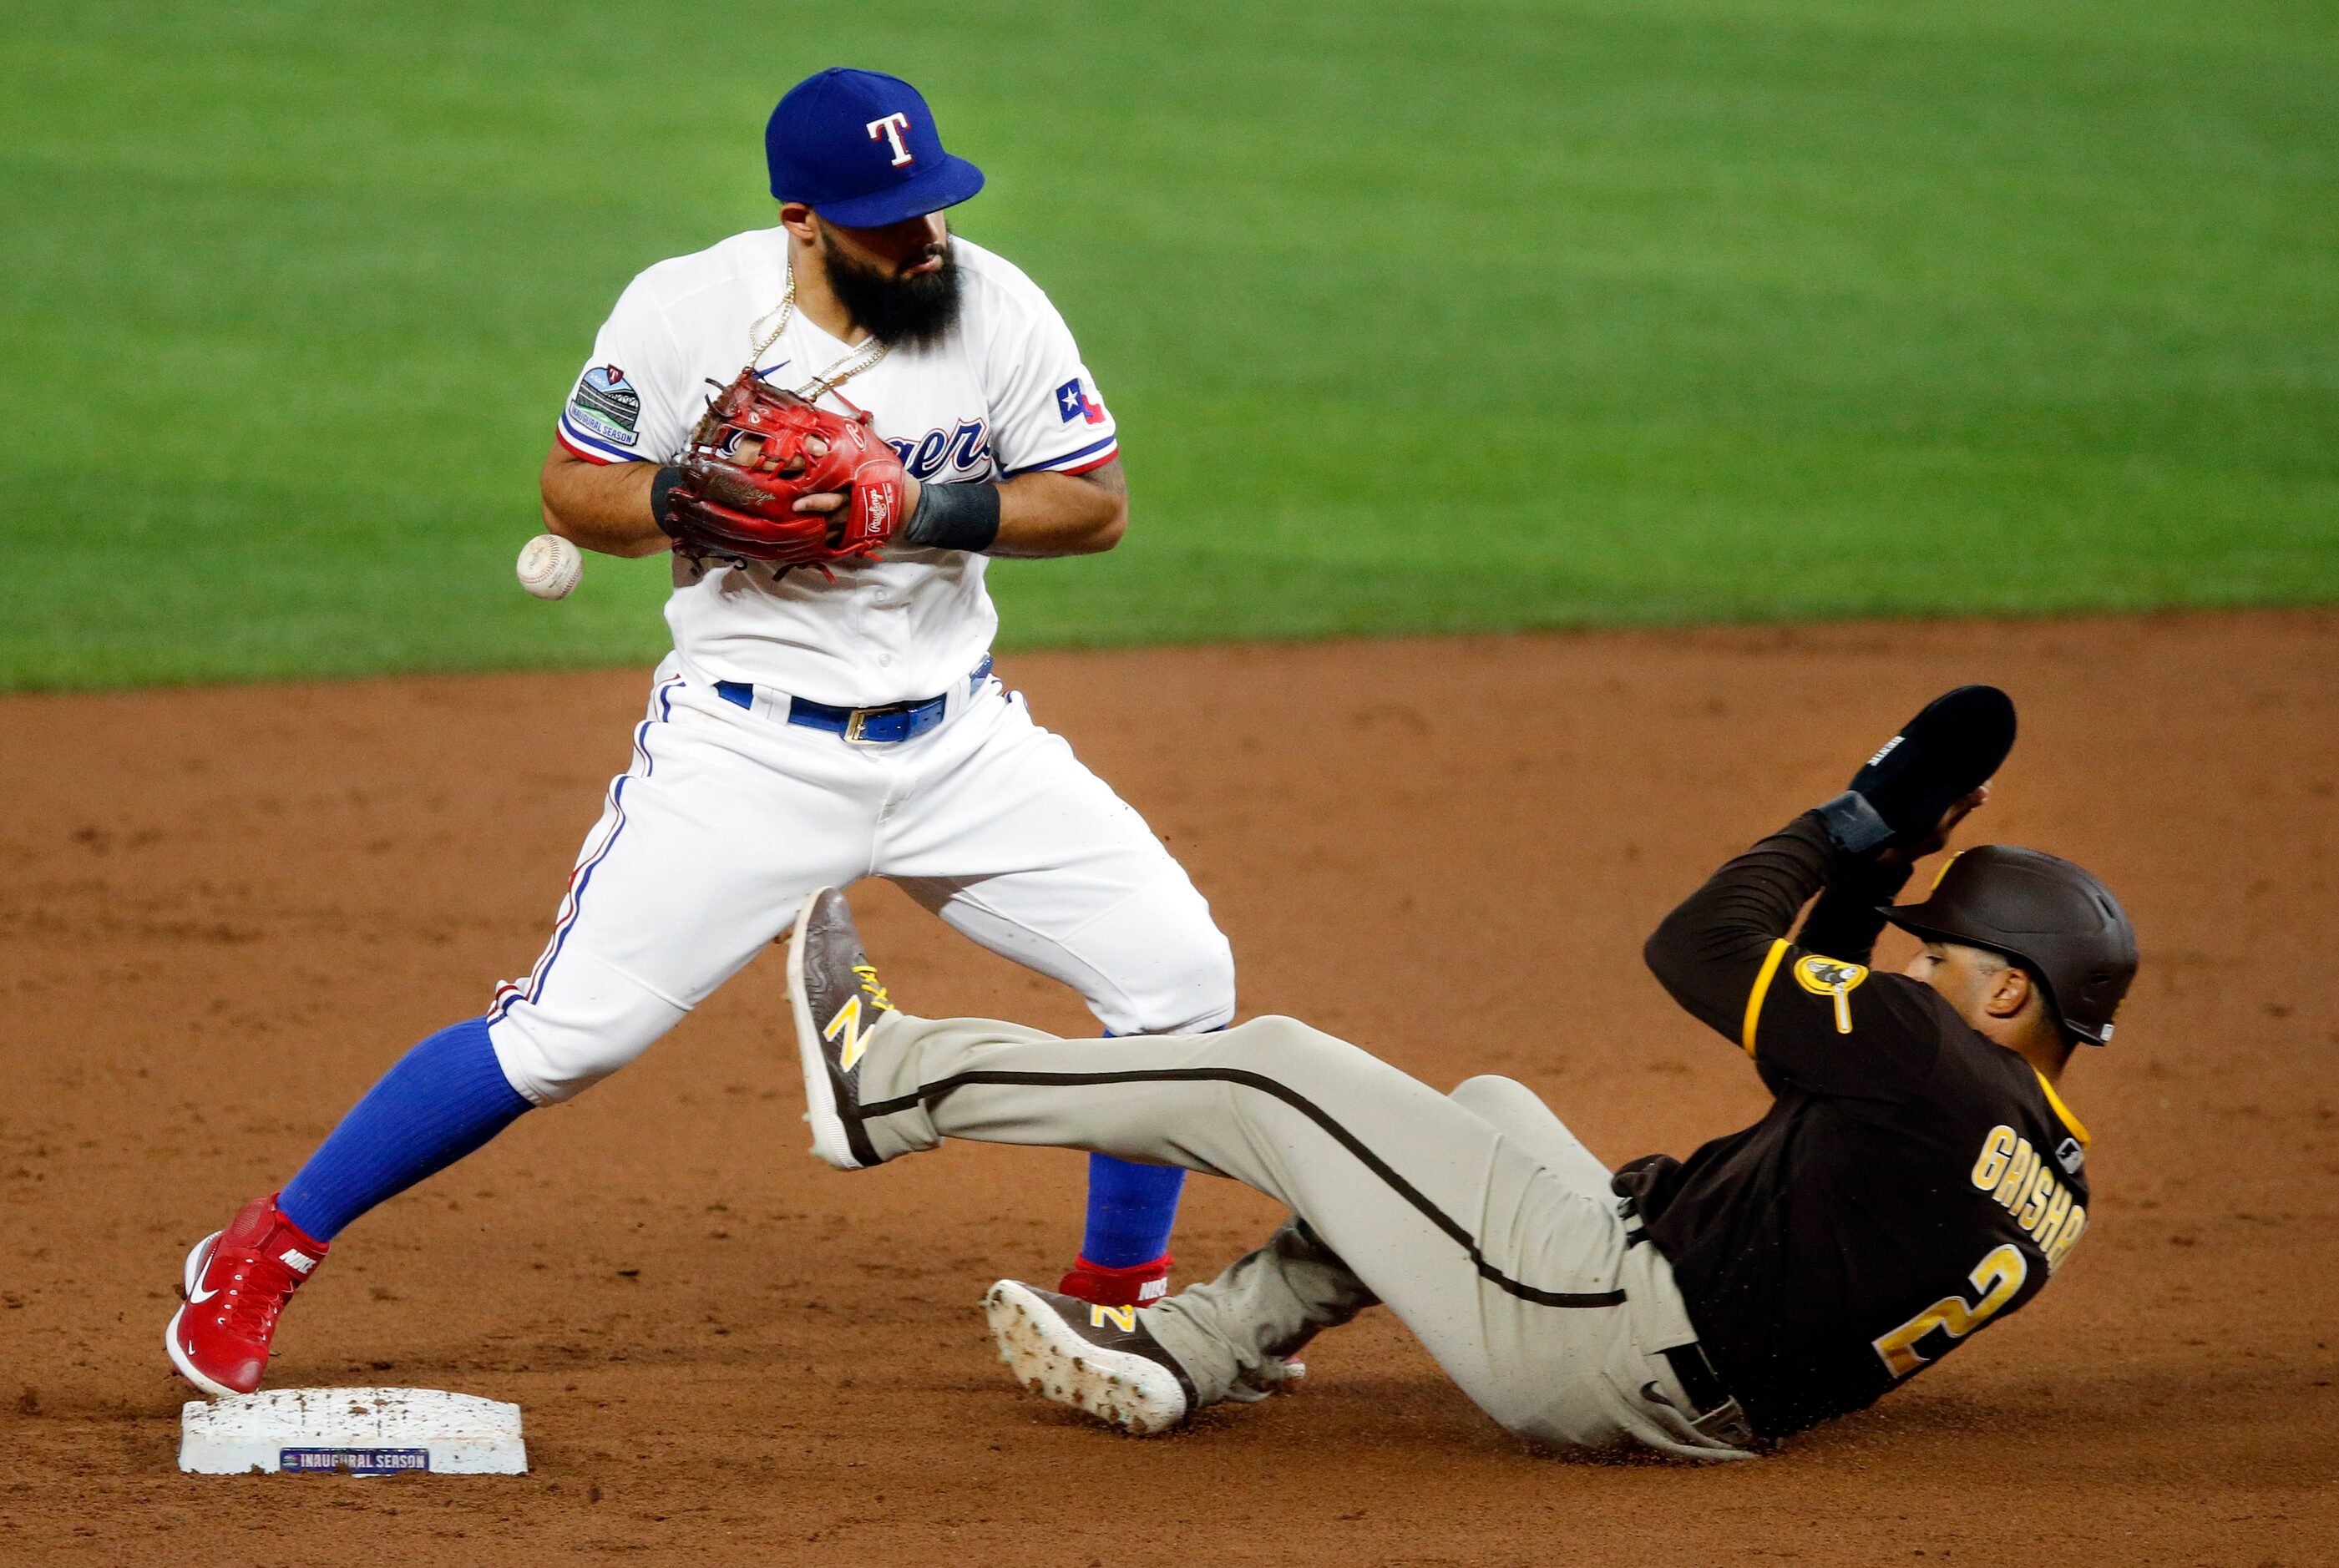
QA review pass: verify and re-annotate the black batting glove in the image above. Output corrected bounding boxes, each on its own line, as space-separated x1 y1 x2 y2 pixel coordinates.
1816 685 2017 856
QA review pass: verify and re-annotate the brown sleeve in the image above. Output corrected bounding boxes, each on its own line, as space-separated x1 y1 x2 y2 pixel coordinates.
1643 812 1839 1043
1796 854 1915 965
1645 813 1944 1097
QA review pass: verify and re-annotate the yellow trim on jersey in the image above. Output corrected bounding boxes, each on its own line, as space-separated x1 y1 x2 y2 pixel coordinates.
1741 938 1790 1058
2034 1070 2092 1148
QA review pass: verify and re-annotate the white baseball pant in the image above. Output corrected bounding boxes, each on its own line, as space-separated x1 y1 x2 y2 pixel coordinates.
485 655 1234 1104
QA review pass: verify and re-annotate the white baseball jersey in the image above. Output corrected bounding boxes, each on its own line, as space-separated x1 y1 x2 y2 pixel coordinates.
555 229 1120 709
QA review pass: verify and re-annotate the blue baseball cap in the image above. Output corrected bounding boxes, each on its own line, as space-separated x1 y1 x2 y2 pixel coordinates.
765 68 985 228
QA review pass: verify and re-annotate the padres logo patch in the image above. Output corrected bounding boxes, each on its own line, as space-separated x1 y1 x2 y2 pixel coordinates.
1793 954 1868 1034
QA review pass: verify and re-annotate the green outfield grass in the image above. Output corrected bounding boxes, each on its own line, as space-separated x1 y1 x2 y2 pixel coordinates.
2 1 2331 690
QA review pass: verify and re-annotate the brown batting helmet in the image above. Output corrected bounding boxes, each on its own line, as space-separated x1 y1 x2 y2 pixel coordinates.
1881 846 2139 1044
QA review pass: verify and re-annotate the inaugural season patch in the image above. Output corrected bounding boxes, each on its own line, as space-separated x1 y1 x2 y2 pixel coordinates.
568 365 641 448
1793 953 1869 1034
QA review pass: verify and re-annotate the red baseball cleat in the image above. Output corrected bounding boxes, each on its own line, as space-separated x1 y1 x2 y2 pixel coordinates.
1057 1252 1172 1308
165 1193 328 1397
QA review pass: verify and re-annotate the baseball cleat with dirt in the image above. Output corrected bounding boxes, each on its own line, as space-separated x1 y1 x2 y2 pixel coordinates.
787 886 895 1171
983 1278 1196 1436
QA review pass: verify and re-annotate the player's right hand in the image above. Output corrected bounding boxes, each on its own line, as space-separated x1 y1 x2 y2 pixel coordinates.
666 371 909 566
1876 785 1988 866
1815 685 2017 857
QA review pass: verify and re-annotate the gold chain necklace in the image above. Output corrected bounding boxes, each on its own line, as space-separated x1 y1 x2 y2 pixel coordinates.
748 267 889 402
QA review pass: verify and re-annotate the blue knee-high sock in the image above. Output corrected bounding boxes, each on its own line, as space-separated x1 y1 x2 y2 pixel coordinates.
277 1018 534 1242
1080 1024 1208 1266
1081 1154 1187 1267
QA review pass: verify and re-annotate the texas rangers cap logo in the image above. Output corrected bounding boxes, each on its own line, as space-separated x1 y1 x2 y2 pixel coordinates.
866 112 914 167
766 68 985 228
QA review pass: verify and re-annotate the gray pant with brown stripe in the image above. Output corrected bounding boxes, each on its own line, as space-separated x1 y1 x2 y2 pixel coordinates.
850 1011 1753 1459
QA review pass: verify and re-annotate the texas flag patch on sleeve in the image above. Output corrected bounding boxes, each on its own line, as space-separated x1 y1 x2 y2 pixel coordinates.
1054 377 1106 426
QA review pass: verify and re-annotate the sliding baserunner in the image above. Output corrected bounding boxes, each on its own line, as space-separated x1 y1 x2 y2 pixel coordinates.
782 687 2138 1455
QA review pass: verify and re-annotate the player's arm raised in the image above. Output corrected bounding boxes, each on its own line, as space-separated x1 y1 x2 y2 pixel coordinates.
1645 687 2011 1048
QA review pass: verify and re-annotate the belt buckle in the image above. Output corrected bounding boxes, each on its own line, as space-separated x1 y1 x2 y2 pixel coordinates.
843 707 880 745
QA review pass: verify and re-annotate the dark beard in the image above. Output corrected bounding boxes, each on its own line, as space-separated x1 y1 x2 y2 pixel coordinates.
823 237 963 351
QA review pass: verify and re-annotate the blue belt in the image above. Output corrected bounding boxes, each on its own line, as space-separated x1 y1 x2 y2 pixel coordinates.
714 655 993 745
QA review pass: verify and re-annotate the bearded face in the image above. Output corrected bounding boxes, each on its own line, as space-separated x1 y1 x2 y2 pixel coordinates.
819 221 963 352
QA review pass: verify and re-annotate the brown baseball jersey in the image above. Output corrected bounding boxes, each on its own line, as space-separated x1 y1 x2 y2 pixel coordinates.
1627 812 2094 1439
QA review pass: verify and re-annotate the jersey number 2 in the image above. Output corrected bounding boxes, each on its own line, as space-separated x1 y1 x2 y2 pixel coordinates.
1871 1244 2028 1378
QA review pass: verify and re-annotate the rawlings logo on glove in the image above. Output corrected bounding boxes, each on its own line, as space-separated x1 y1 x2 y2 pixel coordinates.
663 371 908 569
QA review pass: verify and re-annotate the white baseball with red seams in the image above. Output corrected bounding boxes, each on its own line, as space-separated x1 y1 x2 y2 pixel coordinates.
516 533 583 599
488 226 1231 1108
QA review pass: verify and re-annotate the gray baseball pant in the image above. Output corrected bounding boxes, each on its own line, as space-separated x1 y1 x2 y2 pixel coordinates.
849 1010 1752 1459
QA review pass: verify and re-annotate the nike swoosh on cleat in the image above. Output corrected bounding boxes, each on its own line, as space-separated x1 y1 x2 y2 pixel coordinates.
188 1282 218 1303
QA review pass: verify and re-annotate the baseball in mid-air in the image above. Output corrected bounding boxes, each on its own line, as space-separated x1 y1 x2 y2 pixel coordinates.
516 533 583 599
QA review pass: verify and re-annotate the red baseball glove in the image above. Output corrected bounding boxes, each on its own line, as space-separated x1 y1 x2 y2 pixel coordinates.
663 371 908 568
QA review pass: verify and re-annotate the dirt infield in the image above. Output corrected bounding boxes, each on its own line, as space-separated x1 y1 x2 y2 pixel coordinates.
3 611 2334 1565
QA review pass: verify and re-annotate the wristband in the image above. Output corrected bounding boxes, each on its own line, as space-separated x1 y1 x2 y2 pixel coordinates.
649 464 687 533
1815 791 1895 856
902 482 1001 553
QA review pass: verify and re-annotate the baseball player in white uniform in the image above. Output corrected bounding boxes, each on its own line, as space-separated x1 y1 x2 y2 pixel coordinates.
165 67 1233 1398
